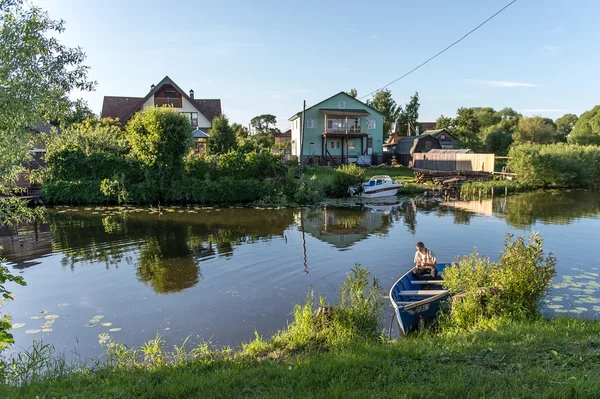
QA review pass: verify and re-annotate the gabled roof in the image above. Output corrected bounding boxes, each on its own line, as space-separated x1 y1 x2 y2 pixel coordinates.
275 129 291 138
193 99 222 123
101 96 144 122
192 128 210 139
422 128 457 141
289 91 384 121
100 76 222 125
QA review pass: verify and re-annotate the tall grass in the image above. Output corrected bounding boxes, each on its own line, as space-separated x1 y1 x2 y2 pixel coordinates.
442 232 557 330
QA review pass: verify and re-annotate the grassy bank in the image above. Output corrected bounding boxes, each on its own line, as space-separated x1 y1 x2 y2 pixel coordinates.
2 318 599 398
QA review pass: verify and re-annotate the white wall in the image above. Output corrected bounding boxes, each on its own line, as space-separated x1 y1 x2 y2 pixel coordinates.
291 117 301 156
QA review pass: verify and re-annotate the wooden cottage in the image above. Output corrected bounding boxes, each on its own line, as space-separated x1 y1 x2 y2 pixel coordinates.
393 135 442 166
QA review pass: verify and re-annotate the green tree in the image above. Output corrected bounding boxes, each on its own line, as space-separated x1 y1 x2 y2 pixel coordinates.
395 92 420 137
435 114 453 129
208 115 237 154
58 99 96 129
513 116 557 145
250 114 277 135
453 107 482 150
126 107 192 199
555 113 578 143
0 0 94 192
231 123 249 139
472 107 501 129
347 88 358 98
568 105 600 145
367 89 399 140
482 126 513 156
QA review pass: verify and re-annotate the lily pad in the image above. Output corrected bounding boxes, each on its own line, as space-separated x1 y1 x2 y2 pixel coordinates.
25 329 42 334
585 272 599 277
101 322 112 327
108 328 121 332
44 315 59 320
41 328 53 333
40 320 55 329
576 307 589 312
30 316 42 320
571 268 580 271
554 309 569 313
551 296 563 302
58 303 69 308
89 315 104 324
547 304 563 309
164 327 171 331
84 323 96 328
40 309 49 314
593 306 600 312
11 323 26 329
98 333 111 344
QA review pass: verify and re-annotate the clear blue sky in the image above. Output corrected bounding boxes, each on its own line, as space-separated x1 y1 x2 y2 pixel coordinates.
38 0 600 130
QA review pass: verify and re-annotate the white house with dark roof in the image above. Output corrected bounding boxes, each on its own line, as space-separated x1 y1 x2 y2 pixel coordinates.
100 76 222 134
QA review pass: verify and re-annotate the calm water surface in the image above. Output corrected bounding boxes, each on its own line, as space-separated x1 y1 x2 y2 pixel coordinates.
2 191 600 360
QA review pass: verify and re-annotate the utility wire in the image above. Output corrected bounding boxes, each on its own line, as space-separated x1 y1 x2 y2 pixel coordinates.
358 0 518 100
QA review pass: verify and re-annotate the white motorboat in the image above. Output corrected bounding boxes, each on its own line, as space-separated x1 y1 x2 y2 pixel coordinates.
349 175 403 198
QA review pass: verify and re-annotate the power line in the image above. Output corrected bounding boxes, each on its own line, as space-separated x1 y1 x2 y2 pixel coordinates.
358 0 518 100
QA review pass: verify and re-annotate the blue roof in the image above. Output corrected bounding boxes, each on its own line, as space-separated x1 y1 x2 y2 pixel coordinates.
193 128 210 139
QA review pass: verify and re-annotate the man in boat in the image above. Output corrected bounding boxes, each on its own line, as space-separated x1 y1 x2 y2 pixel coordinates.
413 241 437 279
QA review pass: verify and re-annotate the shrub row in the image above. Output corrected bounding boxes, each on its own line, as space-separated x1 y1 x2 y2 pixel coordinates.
508 143 600 188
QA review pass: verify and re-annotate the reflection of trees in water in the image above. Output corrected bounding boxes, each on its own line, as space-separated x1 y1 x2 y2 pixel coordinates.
497 191 600 228
43 209 295 294
136 237 199 294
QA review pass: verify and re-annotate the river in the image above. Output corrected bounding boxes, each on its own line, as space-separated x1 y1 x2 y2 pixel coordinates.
1 191 600 360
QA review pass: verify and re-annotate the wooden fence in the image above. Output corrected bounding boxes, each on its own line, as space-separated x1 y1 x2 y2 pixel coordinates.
412 153 495 173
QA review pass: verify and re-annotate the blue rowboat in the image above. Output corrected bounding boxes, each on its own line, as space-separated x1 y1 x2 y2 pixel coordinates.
388 263 451 335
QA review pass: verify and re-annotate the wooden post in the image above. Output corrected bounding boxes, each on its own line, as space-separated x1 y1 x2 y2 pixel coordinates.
299 100 306 176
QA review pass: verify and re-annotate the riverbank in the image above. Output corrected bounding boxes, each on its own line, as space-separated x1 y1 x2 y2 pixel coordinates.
2 317 599 398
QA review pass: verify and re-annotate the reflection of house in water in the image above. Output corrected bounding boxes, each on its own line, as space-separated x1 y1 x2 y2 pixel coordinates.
0 223 53 268
300 207 389 249
441 199 494 216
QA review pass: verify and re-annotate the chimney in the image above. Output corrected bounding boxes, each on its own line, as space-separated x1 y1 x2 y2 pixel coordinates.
189 89 194 99
151 84 155 90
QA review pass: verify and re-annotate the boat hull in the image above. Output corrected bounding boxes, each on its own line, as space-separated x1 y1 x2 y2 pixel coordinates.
389 263 451 335
360 185 401 198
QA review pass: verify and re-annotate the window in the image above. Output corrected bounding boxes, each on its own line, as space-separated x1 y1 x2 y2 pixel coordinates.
349 118 361 132
424 141 432 151
367 119 376 129
338 101 345 109
330 140 338 149
307 119 317 128
327 118 345 132
183 112 198 126
349 139 356 150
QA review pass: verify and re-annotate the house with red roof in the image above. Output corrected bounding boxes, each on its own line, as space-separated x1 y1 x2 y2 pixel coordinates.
101 76 222 154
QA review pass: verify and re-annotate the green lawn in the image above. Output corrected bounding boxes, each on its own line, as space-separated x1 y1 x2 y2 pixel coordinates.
3 318 600 398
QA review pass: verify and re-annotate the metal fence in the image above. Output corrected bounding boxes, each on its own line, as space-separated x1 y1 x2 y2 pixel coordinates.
412 153 495 172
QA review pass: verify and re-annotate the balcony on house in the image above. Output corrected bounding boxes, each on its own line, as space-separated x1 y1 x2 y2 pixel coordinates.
153 84 183 108
321 109 371 135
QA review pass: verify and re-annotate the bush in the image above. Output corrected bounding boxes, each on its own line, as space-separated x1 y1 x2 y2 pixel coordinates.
292 175 325 205
169 177 277 204
442 232 557 330
46 150 145 183
42 180 116 204
508 143 600 188
326 164 365 198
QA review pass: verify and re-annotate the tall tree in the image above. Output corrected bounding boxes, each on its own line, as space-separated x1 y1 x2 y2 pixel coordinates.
208 115 237 154
367 89 399 140
0 0 94 192
126 107 192 199
59 99 96 129
453 107 482 150
513 116 557 145
569 105 600 145
395 93 420 136
231 122 249 139
472 107 501 129
347 88 358 98
555 113 578 143
250 114 277 135
435 114 453 130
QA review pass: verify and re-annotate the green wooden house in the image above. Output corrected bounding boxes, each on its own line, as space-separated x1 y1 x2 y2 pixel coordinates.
289 92 384 166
